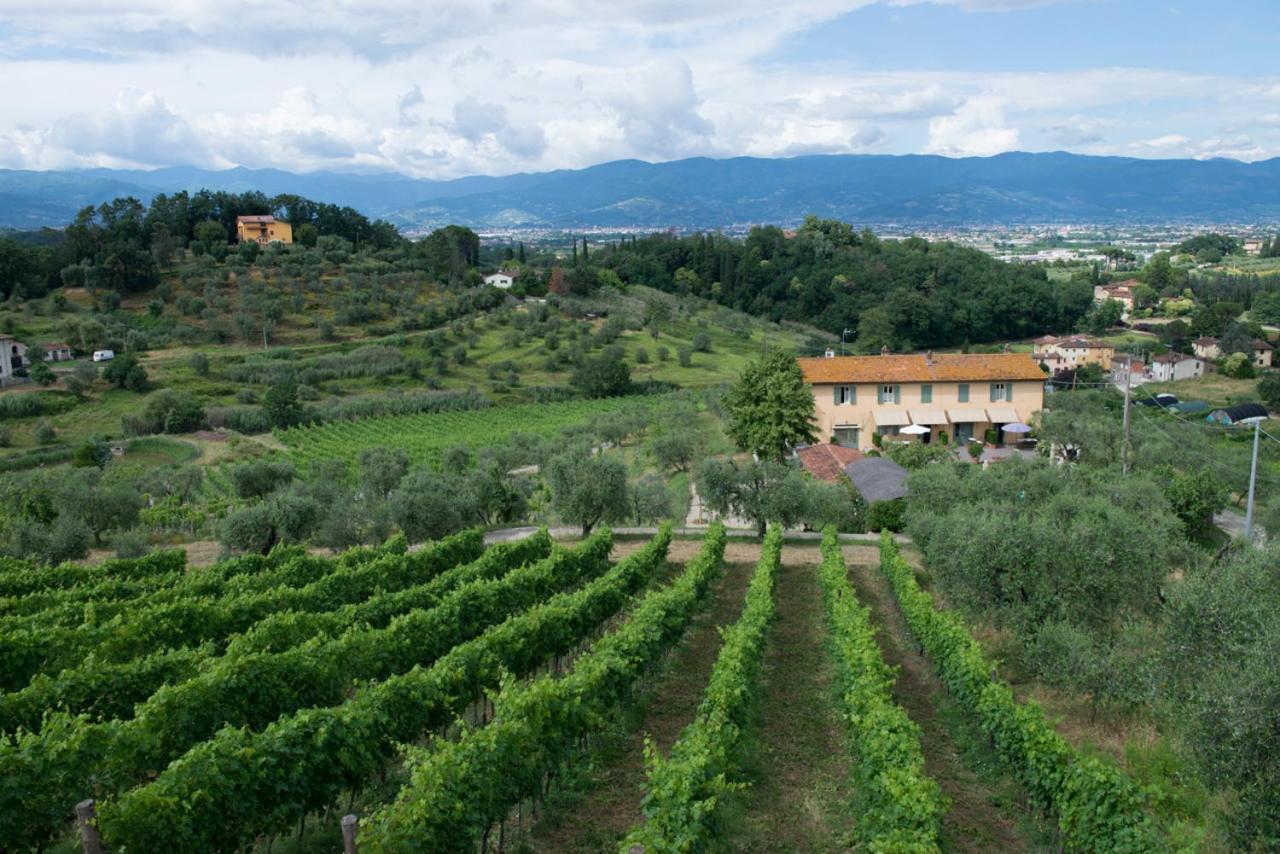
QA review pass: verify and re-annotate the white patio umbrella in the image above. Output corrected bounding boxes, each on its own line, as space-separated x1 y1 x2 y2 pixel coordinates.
900 424 931 435
1001 422 1033 434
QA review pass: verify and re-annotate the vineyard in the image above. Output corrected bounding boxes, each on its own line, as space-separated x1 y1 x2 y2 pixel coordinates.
0 527 1166 853
275 397 645 469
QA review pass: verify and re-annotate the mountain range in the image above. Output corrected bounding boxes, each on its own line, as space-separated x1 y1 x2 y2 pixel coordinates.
3 151 1280 232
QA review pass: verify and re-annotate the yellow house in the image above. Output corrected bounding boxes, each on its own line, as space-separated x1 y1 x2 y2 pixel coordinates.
798 351 1046 450
1032 335 1115 372
235 215 293 245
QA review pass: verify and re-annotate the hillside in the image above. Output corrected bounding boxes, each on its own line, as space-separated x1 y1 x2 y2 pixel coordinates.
5 151 1280 231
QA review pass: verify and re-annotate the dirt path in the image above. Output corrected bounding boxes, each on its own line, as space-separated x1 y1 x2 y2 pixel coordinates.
524 560 755 853
844 560 1037 853
723 556 857 852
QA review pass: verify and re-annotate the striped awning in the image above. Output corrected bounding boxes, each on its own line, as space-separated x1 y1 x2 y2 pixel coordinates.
986 407 1019 423
909 409 949 425
947 408 988 422
871 409 910 426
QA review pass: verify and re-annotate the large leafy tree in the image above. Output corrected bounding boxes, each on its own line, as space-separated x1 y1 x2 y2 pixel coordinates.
723 351 816 462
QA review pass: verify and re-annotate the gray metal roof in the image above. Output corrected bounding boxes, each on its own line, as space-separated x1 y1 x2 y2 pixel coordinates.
844 457 910 503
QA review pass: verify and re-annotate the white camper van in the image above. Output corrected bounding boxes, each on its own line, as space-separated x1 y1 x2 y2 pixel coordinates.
92 350 115 362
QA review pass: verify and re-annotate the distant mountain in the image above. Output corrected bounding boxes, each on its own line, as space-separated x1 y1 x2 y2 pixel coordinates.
3 152 1280 231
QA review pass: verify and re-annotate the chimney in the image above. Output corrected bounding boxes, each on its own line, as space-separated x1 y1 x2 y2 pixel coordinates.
1002 343 1011 353
880 345 890 356
925 350 934 365
824 348 836 359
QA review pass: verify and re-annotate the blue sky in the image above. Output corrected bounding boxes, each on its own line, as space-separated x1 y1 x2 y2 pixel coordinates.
0 0 1277 176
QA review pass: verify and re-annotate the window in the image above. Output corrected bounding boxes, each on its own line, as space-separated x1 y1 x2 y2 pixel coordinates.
957 383 969 403
989 382 1011 402
834 426 859 446
920 383 932 404
832 385 855 405
878 384 900 404
877 425 900 437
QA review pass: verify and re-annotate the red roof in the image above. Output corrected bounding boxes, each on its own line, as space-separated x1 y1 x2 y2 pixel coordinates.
797 443 864 483
236 215 277 224
798 352 1045 383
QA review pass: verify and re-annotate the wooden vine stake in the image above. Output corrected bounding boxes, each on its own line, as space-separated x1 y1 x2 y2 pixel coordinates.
76 799 105 854
341 814 359 854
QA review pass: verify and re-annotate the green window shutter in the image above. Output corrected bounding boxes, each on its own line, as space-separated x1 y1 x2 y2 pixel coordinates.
958 383 969 402
849 386 856 404
921 384 932 404
989 383 999 402
893 385 901 404
833 386 840 405
1005 383 1013 402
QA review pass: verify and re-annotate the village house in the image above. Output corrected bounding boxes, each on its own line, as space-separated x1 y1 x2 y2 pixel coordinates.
484 270 517 289
1252 339 1274 369
1191 336 1274 368
1148 353 1205 382
1111 354 1145 384
235 215 293 245
797 350 1046 451
41 342 73 362
1243 239 1264 256
1032 334 1115 371
1093 280 1139 313
1192 336 1221 360
0 335 28 386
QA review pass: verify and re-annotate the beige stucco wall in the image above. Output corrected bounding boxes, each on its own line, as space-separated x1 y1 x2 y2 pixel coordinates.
810 379 1045 450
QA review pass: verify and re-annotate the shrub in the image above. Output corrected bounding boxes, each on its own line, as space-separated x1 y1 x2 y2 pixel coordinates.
677 346 693 367
112 529 151 559
867 498 905 532
142 389 205 435
34 421 57 445
691 331 711 352
188 352 210 376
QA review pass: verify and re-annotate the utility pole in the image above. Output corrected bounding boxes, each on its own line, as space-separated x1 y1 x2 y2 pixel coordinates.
1245 418 1261 543
1121 365 1132 475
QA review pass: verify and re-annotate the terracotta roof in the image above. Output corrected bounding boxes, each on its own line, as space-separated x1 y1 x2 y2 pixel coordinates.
1054 336 1112 349
1193 336 1218 346
796 443 864 483
41 342 71 349
1253 339 1274 351
797 353 1045 384
1153 353 1199 364
1034 335 1059 344
236 215 277 224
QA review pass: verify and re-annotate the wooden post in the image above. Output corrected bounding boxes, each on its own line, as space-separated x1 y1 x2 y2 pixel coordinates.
76 799 105 854
341 814 359 854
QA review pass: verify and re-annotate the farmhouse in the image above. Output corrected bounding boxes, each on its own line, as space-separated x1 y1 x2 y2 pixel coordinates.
1148 353 1204 382
0 335 28 386
235 215 293 245
1191 336 1274 368
484 270 517 289
1032 335 1115 371
798 350 1046 451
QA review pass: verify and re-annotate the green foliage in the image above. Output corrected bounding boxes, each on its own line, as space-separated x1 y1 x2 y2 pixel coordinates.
546 448 629 535
1158 545 1280 848
723 351 816 462
361 526 720 850
229 458 295 499
1222 351 1255 378
140 388 205 434
263 377 303 427
1258 372 1280 410
624 528 781 850
97 530 662 853
882 440 952 471
878 535 1158 851
188 351 210 376
27 360 54 387
571 345 632 397
816 527 943 850
695 457 809 537
866 497 905 532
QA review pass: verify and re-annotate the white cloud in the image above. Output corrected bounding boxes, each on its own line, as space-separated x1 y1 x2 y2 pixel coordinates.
1130 133 1190 149
926 96 1019 156
604 60 715 158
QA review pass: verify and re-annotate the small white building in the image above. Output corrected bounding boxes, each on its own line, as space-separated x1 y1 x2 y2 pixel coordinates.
42 342 73 362
484 271 516 289
1149 353 1205 382
0 335 28 386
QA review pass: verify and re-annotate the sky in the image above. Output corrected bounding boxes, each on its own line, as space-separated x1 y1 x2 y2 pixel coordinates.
0 0 1278 178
